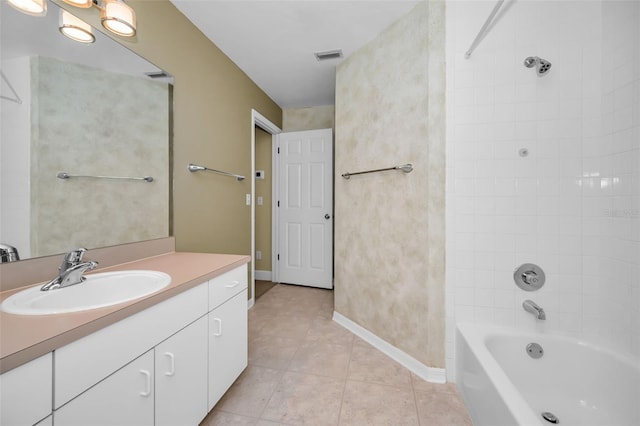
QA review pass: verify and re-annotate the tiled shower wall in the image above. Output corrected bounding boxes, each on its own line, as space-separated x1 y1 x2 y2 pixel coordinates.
445 0 639 380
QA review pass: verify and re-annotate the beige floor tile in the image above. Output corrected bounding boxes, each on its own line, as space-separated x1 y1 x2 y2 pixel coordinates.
214 366 284 418
410 373 459 395
281 301 325 318
258 314 314 340
249 315 274 339
250 300 289 318
347 342 412 389
200 410 258 426
261 371 345 426
288 341 352 379
255 420 291 426
304 317 355 347
339 380 419 426
249 334 303 370
205 285 473 426
414 388 472 426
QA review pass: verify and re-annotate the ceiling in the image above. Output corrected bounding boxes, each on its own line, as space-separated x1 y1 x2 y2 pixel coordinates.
170 1 419 109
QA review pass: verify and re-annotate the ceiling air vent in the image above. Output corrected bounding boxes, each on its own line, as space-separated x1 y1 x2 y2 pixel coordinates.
145 71 171 79
314 49 343 61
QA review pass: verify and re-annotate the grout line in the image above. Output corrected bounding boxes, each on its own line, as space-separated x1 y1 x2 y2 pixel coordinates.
411 370 423 426
335 338 355 426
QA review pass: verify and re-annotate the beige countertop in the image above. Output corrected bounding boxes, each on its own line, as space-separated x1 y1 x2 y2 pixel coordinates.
0 252 250 374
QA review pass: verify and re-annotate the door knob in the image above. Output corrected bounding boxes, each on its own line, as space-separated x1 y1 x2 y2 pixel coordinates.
324 214 331 220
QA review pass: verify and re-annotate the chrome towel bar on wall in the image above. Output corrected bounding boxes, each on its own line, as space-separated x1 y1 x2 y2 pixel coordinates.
57 172 154 182
188 163 245 181
341 163 413 180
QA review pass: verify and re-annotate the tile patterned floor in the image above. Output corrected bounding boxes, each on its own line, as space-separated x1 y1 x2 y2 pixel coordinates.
200 283 472 426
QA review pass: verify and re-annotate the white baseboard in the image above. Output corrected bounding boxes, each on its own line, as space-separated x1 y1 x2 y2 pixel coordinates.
332 311 447 384
255 270 272 281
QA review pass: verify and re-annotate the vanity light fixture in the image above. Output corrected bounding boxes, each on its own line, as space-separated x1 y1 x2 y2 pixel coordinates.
8 0 136 38
100 0 136 37
6 0 46 16
59 9 95 43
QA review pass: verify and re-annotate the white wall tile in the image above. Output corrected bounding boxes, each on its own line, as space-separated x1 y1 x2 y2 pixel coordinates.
446 0 640 379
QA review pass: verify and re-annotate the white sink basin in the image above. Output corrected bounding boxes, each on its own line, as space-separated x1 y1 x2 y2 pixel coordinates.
0 270 171 315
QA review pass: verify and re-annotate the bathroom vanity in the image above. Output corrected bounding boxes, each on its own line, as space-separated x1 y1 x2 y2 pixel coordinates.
0 250 249 426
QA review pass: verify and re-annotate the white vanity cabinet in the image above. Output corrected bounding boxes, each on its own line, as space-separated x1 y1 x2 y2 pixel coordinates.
0 262 248 426
0 353 52 426
207 266 248 410
54 350 155 426
208 289 248 409
155 315 208 426
53 282 208 409
55 315 209 426
53 282 209 426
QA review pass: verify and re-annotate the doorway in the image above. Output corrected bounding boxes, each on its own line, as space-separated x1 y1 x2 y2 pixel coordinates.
250 110 281 308
250 111 334 306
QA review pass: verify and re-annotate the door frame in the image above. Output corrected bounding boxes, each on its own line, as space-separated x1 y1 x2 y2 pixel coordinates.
250 109 281 309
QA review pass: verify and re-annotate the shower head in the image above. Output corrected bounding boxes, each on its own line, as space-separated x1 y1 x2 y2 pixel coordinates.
524 56 551 76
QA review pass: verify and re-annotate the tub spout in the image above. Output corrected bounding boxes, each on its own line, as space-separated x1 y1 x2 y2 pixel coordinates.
523 299 546 320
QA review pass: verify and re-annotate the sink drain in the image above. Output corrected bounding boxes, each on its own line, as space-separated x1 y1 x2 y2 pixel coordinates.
542 412 559 424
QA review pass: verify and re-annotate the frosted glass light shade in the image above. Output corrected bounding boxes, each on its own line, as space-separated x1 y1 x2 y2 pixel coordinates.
59 10 95 43
101 0 136 37
62 0 92 8
7 0 47 16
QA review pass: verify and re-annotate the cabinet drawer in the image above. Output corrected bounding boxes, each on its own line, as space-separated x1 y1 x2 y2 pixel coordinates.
209 264 247 310
0 353 52 426
55 282 208 408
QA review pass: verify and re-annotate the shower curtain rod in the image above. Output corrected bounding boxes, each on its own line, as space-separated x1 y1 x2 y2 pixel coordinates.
188 163 245 181
464 0 504 59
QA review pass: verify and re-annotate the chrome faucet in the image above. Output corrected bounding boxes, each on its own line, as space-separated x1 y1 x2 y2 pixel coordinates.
523 299 546 320
41 248 99 291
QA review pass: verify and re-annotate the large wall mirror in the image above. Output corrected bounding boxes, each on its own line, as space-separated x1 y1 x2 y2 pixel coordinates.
0 0 173 261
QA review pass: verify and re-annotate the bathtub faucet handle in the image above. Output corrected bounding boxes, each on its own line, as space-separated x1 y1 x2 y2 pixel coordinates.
521 270 539 285
514 263 545 291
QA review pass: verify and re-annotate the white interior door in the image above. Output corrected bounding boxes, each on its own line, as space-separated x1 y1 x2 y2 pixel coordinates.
276 128 333 289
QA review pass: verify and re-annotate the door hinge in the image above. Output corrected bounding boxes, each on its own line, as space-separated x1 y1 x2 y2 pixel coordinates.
277 200 280 207
277 254 280 261
277 147 280 154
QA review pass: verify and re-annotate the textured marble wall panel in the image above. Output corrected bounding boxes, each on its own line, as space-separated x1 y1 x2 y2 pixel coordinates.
31 56 169 257
283 105 335 132
334 1 446 368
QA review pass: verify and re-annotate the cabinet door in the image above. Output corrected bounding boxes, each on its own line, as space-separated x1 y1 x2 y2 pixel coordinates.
0 353 52 426
208 289 248 410
155 316 208 426
54 350 154 426
55 283 207 408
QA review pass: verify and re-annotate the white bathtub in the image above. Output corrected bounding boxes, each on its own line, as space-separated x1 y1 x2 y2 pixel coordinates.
456 323 640 426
